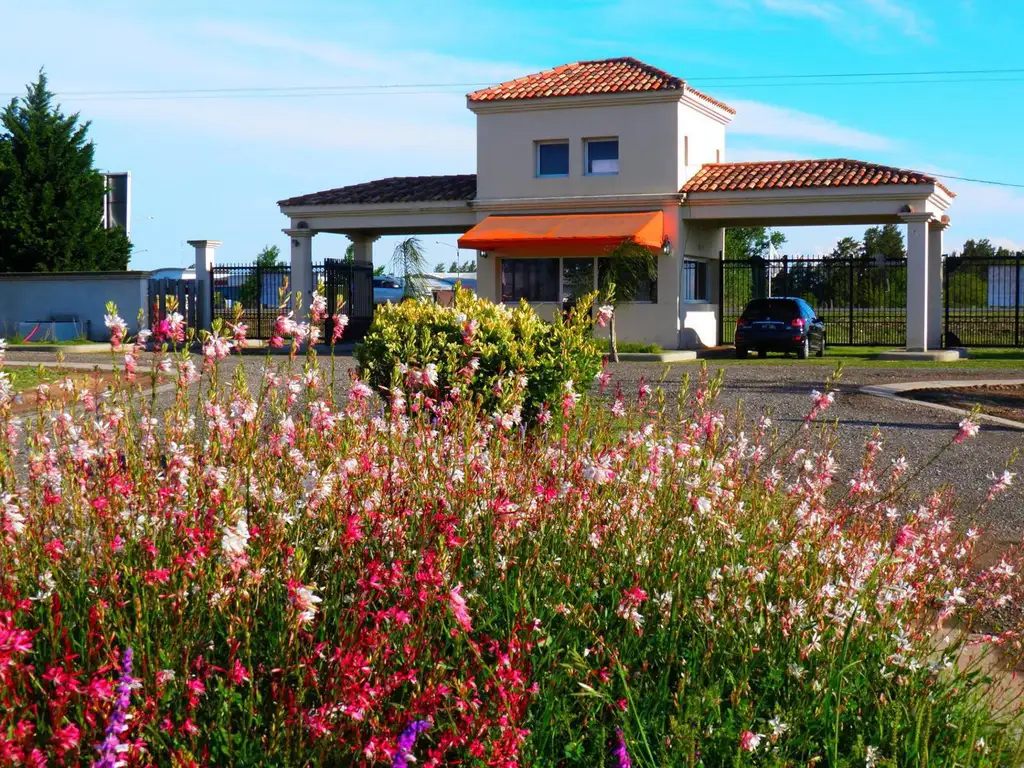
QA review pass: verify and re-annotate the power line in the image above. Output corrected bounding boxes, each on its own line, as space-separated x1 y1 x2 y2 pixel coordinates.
929 173 1024 190
7 65 1024 101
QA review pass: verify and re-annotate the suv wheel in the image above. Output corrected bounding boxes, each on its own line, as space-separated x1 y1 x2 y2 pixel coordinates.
735 346 748 359
816 335 826 357
797 338 810 360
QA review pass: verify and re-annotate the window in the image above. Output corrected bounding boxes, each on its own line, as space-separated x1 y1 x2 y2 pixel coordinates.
684 135 689 166
585 138 619 175
536 141 569 177
715 149 720 163
501 258 559 302
598 258 657 303
682 259 709 302
562 258 595 303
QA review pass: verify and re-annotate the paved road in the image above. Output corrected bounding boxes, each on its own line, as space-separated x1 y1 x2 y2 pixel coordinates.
6 351 1023 539
611 361 1024 540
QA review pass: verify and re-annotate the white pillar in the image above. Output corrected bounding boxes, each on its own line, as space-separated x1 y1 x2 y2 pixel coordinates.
928 218 949 350
900 213 933 350
187 239 221 332
347 234 379 265
285 229 315 319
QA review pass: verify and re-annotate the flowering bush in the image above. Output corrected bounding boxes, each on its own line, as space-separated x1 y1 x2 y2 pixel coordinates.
0 319 1022 766
355 288 602 417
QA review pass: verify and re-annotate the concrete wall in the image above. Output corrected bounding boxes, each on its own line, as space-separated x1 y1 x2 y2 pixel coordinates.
0 272 150 341
475 98 682 200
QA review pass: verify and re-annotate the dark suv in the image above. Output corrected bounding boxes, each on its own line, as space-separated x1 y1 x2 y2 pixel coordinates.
734 298 826 359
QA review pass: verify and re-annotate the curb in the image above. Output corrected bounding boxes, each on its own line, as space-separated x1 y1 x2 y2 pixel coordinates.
4 344 110 354
611 351 698 363
859 378 1024 431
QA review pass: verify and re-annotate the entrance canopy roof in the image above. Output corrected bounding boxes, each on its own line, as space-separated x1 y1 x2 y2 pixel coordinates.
458 211 664 254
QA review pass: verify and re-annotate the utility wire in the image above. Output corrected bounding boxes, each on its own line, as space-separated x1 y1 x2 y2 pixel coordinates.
7 65 1024 100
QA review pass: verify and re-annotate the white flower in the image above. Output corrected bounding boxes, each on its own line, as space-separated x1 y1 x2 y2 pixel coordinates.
865 745 879 766
221 516 250 560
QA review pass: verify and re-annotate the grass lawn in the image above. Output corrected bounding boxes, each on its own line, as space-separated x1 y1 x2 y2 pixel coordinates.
701 346 1024 370
6 366 68 392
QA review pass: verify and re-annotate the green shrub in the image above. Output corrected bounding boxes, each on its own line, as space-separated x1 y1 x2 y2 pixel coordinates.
356 288 602 416
614 341 662 353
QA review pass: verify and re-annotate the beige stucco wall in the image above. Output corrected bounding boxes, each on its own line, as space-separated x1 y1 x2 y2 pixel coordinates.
677 103 727 189
474 98 683 201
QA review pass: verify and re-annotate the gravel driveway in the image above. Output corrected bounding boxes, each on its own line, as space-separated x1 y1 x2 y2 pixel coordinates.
6 350 1023 539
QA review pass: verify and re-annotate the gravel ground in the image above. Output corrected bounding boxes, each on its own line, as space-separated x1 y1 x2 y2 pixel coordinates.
6 350 1023 539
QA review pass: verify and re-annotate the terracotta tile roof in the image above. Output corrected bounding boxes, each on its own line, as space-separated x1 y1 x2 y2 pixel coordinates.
682 158 955 197
468 57 735 114
278 174 477 207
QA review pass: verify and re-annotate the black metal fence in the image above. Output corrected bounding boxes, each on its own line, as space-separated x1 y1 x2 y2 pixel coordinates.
148 277 200 334
720 255 908 346
324 258 375 342
211 264 290 339
944 255 1023 347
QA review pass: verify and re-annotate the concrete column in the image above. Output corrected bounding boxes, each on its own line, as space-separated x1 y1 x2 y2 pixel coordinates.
285 228 315 319
900 213 933 351
347 233 380 265
928 218 950 349
187 239 221 332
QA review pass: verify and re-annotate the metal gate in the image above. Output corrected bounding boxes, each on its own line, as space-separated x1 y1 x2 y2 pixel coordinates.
944 255 1023 347
211 264 290 339
148 277 200 334
324 258 375 342
719 255 908 346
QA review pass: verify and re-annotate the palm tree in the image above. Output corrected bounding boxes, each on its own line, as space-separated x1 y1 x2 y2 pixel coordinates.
390 237 428 299
599 240 658 363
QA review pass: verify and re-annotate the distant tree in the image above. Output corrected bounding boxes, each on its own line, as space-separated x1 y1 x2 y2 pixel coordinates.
863 224 905 261
239 245 282 308
389 237 428 298
725 226 786 260
435 261 447 272
723 227 786 306
0 71 131 272
829 236 863 260
343 243 355 263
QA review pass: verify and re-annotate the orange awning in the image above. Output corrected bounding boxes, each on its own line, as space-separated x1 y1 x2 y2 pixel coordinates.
458 211 664 254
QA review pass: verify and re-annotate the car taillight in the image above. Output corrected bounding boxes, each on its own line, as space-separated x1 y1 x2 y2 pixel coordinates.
790 317 806 329
736 318 745 329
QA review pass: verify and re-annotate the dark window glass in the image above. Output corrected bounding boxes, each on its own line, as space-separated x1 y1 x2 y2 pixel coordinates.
562 258 594 302
537 142 569 177
598 258 657 303
501 258 559 302
586 139 619 175
682 260 708 302
742 299 800 320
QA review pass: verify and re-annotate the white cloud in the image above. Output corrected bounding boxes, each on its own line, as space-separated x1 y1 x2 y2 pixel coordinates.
729 100 896 152
861 0 932 41
761 0 843 22
753 0 933 42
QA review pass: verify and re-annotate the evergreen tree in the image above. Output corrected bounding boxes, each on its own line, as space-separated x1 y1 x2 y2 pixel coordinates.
863 224 905 262
0 71 131 272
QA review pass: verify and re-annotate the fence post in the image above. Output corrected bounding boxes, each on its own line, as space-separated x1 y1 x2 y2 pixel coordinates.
188 240 221 333
944 257 950 349
717 256 724 345
848 257 855 345
1016 255 1022 348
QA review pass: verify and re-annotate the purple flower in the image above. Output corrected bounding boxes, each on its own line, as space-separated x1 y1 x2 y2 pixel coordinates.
392 719 431 768
95 647 134 768
614 728 632 768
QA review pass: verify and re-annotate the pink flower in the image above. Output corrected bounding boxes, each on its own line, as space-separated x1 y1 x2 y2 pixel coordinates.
51 723 80 755
449 583 472 632
954 417 980 445
596 305 614 327
330 313 349 344
739 730 762 752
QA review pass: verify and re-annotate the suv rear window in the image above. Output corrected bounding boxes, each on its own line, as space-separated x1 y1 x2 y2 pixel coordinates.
742 299 800 320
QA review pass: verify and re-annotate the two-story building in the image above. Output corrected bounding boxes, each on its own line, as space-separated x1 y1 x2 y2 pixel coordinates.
279 57 954 351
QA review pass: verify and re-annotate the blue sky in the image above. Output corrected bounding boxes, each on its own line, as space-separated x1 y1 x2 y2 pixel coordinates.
3 0 1024 270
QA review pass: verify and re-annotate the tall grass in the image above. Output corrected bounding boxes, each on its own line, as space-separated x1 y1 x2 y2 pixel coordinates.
0 300 1021 766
